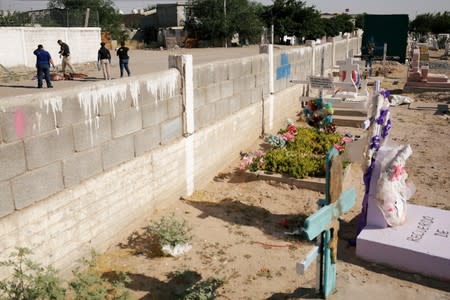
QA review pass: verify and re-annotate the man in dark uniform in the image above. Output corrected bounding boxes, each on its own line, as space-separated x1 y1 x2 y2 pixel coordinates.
33 44 55 88
57 39 76 75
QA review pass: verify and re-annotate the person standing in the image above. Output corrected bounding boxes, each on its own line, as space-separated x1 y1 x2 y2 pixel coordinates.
33 44 55 88
116 41 131 77
366 42 376 76
98 42 111 80
57 39 76 75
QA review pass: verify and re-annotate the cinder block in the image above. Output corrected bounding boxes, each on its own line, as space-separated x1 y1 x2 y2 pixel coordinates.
220 80 234 99
240 89 252 108
73 115 112 152
167 96 182 119
197 65 215 87
0 141 26 181
142 102 168 128
139 81 158 107
230 96 241 113
206 84 221 103
134 125 161 156
251 87 263 104
213 63 228 83
56 95 85 127
24 127 74 170
193 66 200 88
215 98 231 121
0 181 14 217
161 117 182 144
101 135 134 170
111 108 142 138
0 105 57 143
12 162 64 209
193 87 207 109
63 148 102 187
228 61 242 80
241 58 252 75
87 84 132 115
251 56 263 74
195 104 215 130
255 73 268 88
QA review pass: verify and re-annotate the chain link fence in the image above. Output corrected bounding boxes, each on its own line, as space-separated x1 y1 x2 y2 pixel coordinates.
0 9 99 27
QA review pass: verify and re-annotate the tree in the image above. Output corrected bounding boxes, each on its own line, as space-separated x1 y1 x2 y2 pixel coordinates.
322 14 354 37
47 0 123 40
259 0 324 43
184 0 264 46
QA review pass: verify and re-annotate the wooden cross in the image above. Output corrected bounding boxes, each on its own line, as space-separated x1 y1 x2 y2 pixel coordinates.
297 147 356 298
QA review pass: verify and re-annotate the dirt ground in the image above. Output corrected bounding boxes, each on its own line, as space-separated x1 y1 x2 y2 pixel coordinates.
92 51 450 299
2 47 448 299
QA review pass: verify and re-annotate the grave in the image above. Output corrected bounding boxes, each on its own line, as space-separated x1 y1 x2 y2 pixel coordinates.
295 50 369 128
404 47 450 92
323 52 370 119
356 90 450 281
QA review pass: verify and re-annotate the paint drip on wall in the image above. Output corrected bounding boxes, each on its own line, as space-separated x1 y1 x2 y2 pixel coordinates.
146 69 179 102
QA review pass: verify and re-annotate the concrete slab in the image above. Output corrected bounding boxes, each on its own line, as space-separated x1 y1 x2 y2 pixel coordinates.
357 204 450 281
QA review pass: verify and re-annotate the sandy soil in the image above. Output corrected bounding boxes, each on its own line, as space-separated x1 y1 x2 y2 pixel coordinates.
2 47 448 299
93 52 450 300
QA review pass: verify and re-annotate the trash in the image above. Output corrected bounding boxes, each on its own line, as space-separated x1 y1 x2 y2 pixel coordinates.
389 95 413 106
161 243 192 257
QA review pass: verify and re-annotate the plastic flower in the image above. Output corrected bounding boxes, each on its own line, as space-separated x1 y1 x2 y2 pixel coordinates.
282 131 295 142
287 124 298 135
390 164 406 181
265 134 286 148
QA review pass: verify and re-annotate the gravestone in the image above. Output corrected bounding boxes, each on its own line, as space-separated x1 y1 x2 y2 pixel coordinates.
404 47 450 92
356 90 450 281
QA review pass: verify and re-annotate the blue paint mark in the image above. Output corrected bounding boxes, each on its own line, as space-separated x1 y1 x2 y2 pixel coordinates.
276 53 291 80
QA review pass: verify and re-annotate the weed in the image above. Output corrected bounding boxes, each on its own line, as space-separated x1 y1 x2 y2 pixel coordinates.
146 213 193 248
0 247 65 300
182 278 224 300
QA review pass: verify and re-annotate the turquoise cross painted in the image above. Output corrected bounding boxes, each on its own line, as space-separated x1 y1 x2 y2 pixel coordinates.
297 147 356 298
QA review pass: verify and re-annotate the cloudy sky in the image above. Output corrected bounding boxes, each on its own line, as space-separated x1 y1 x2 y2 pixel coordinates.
0 0 449 18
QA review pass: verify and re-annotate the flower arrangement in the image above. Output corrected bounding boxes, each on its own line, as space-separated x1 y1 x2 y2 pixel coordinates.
240 121 342 178
302 98 336 133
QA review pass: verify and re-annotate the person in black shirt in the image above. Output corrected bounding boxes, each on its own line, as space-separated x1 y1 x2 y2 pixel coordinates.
57 39 76 75
33 44 55 88
116 41 131 77
98 42 112 80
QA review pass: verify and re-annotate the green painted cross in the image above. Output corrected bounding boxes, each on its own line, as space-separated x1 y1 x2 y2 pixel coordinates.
297 147 357 298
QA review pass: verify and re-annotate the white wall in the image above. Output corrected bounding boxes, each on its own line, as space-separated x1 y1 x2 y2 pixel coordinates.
0 27 101 68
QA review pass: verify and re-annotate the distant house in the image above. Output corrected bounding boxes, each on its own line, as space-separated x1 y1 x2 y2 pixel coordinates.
122 1 188 48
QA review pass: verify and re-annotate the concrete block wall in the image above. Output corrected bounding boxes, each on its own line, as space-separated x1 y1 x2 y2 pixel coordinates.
0 27 101 68
192 55 269 130
0 36 360 279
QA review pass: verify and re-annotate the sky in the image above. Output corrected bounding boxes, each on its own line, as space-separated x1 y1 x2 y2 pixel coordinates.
0 0 449 19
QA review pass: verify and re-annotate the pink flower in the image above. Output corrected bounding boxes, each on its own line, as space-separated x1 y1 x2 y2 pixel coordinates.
287 124 298 135
282 132 295 142
390 164 406 181
255 150 265 157
334 144 345 152
239 155 253 170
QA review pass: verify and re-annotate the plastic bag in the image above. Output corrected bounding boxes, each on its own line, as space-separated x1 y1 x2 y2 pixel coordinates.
376 144 416 226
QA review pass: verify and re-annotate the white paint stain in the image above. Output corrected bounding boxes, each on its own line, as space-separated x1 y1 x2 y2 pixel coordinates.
145 69 178 102
183 55 194 135
128 81 140 111
78 83 127 146
40 96 62 134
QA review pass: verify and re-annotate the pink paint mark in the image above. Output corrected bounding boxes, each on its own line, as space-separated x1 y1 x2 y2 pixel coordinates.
14 109 26 138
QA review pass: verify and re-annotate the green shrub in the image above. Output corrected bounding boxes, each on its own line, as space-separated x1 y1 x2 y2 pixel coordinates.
0 247 66 300
183 278 223 300
262 127 341 179
147 214 193 247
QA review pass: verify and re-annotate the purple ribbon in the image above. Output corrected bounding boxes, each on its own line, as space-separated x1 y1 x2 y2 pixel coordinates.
382 119 392 138
380 89 391 99
376 108 388 125
370 135 380 150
